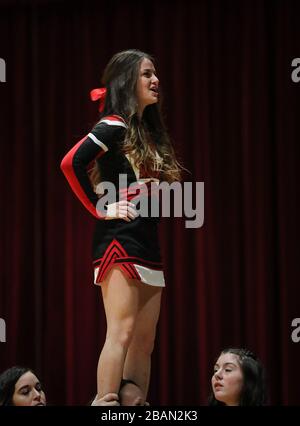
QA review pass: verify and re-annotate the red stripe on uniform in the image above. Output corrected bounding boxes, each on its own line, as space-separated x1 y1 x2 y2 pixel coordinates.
60 136 105 219
95 239 142 283
103 114 126 124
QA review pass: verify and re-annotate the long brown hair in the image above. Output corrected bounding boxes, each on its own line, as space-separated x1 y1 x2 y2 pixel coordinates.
91 49 184 185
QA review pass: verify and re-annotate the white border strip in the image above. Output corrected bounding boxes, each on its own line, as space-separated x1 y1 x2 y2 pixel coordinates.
134 264 165 287
100 119 127 128
93 264 165 287
88 133 108 151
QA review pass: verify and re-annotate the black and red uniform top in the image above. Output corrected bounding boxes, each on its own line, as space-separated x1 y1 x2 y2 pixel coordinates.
61 115 165 287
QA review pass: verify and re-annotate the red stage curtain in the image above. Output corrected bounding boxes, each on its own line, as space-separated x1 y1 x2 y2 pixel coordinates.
0 0 299 405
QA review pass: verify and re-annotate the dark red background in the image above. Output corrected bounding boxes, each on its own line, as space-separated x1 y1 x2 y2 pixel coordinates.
0 0 299 405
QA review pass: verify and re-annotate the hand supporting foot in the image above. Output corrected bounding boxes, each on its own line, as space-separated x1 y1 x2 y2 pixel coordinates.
91 393 120 406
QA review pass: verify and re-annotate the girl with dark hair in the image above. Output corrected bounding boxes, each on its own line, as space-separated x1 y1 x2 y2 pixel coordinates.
209 348 266 406
61 49 183 405
0 366 46 406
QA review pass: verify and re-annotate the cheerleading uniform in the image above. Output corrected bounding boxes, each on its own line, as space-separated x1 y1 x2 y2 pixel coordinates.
60 115 165 287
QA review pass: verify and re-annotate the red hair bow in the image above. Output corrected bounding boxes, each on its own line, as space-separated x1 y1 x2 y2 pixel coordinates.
90 87 107 112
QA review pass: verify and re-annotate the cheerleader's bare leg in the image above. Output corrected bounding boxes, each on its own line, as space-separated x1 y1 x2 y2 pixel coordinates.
122 283 162 402
95 266 140 401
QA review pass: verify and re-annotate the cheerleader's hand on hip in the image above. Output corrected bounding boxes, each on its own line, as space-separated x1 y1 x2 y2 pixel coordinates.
105 200 138 222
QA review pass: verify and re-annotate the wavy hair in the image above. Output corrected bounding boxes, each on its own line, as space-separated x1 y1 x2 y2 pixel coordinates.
91 49 184 185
